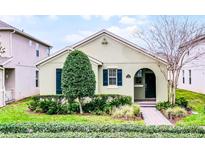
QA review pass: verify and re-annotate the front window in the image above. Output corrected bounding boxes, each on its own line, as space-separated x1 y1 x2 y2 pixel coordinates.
189 70 191 84
108 69 117 85
182 70 185 84
135 70 143 84
36 70 39 87
47 48 50 56
36 43 39 57
36 50 39 57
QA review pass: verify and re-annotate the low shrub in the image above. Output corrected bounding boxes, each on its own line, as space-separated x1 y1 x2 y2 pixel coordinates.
0 123 204 134
83 94 132 115
156 97 189 111
112 104 140 119
28 96 79 115
29 94 131 115
165 107 187 119
59 102 79 114
175 97 188 108
27 99 39 111
156 101 173 111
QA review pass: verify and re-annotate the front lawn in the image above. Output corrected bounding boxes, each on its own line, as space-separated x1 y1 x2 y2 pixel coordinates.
0 98 144 125
176 89 205 126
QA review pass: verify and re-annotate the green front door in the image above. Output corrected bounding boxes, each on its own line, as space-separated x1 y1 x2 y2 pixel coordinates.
145 73 156 98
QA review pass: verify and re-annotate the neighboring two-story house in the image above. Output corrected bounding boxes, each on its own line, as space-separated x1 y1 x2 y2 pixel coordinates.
0 20 52 106
178 37 205 94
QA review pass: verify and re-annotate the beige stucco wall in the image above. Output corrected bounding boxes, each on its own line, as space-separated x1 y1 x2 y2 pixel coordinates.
38 51 99 95
38 34 168 102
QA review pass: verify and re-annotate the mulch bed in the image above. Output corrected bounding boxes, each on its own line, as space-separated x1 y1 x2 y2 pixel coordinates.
160 109 192 124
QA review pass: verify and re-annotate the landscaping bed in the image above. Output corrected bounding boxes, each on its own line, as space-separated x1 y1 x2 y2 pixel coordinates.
28 94 143 122
156 97 191 124
155 89 205 126
0 98 144 125
0 123 204 138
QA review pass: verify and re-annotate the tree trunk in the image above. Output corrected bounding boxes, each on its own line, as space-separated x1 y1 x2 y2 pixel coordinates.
78 97 83 114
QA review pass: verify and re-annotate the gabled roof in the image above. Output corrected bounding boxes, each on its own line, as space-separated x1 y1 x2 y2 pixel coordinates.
0 20 52 47
37 29 167 66
36 47 103 66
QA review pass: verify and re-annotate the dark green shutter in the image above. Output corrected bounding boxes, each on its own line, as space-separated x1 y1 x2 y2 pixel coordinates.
117 69 122 86
56 69 62 94
103 69 108 86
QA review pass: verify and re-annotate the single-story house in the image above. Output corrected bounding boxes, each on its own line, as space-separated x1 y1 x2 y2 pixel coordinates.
36 30 168 102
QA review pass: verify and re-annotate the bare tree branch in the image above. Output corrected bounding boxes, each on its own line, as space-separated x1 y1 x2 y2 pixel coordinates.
136 16 205 104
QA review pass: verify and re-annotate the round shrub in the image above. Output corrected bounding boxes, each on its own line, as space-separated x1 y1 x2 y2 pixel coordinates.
133 104 140 116
112 104 140 119
156 101 173 111
165 107 187 118
175 97 189 108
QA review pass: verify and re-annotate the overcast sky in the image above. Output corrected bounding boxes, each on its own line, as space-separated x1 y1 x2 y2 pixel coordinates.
0 15 205 53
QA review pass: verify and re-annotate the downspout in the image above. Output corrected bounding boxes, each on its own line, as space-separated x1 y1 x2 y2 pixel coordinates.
10 30 15 57
0 67 5 106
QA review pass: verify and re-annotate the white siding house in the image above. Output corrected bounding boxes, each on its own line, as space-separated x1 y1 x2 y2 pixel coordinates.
178 40 205 94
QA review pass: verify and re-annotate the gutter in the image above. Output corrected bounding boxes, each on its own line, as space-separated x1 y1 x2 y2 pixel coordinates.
0 66 5 106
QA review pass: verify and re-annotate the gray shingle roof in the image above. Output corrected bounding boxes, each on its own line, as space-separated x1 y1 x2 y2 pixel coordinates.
0 20 52 47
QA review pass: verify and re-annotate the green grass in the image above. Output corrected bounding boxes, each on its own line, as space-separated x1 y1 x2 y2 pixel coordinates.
0 99 144 125
176 89 205 126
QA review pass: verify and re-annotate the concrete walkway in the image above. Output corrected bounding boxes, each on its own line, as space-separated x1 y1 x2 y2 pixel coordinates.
141 107 172 126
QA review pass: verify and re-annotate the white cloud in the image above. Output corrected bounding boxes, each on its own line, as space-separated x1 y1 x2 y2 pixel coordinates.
0 16 34 25
100 15 113 21
47 15 58 21
108 25 138 37
0 15 38 26
81 15 113 21
64 30 93 44
107 25 141 44
119 15 149 26
119 16 137 25
81 15 92 20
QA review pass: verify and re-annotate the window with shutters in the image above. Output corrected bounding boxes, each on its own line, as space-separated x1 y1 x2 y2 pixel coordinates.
108 68 117 85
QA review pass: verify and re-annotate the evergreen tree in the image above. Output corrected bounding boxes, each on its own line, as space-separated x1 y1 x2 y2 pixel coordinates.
62 50 96 114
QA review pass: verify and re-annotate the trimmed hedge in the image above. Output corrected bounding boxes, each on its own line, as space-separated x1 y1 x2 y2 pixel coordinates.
1 132 205 138
0 123 204 134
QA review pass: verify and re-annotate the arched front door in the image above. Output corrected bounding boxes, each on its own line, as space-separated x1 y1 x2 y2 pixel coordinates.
134 68 156 101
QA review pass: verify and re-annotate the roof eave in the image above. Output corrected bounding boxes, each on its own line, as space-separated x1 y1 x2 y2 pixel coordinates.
0 28 52 47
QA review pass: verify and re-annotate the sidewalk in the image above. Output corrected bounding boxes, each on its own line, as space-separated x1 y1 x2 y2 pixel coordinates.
141 107 172 126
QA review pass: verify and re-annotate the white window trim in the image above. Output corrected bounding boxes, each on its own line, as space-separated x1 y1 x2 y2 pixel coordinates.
108 68 118 87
